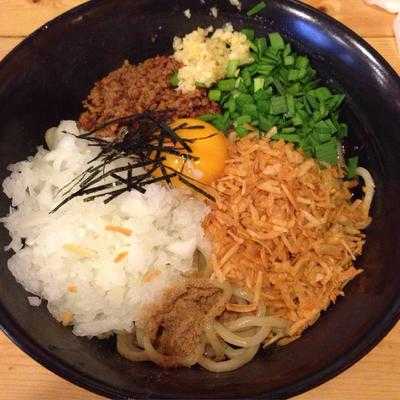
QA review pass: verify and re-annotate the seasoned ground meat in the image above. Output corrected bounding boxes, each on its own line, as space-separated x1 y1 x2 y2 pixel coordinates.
79 56 220 138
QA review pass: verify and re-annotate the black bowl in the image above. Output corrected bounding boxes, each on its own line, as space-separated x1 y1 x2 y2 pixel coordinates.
1 0 400 399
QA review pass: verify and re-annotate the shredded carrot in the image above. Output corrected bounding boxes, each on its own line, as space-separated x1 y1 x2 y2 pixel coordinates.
63 244 95 258
61 311 73 326
204 136 371 337
105 225 133 236
142 269 161 283
114 251 129 263
67 284 77 293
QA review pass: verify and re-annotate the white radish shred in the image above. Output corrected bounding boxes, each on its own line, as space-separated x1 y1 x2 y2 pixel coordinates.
1 121 210 337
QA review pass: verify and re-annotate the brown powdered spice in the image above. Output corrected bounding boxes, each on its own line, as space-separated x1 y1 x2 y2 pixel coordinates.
139 279 225 367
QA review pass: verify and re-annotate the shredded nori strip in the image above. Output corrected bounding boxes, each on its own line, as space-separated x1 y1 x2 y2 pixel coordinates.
178 176 215 202
52 111 214 212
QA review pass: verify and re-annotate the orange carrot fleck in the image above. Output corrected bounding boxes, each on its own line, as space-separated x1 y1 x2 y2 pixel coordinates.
114 251 129 263
105 225 133 236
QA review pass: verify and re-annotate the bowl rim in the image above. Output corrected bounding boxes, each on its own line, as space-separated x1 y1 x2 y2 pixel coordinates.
0 0 400 399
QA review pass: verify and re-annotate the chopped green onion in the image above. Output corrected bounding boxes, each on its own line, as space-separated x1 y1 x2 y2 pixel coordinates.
292 115 303 126
169 72 179 87
337 123 348 138
241 28 255 41
199 114 216 122
236 93 254 107
284 55 295 66
258 115 274 132
257 64 275 76
234 115 252 126
257 99 270 113
211 113 230 132
217 79 236 92
314 119 336 135
281 127 296 134
227 97 236 113
283 43 292 57
254 76 265 92
318 133 331 143
287 83 301 95
254 90 269 101
242 104 258 118
272 78 284 95
241 69 253 87
235 125 249 137
247 1 267 16
226 60 240 78
274 133 301 143
249 41 258 53
286 94 295 117
256 37 267 55
208 89 221 102
203 31 349 166
270 96 287 115
295 56 310 69
311 87 332 101
315 141 338 165
268 33 285 50
346 156 359 179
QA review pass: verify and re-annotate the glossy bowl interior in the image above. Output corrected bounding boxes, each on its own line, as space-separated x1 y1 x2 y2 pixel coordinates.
1 0 400 399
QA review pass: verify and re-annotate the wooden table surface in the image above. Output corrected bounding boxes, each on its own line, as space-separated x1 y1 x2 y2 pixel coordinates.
0 1 399 399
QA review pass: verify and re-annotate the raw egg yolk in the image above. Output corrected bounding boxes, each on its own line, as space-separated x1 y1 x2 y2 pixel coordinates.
162 118 228 186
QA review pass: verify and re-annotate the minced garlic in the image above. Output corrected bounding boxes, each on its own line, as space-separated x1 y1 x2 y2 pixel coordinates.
173 24 252 92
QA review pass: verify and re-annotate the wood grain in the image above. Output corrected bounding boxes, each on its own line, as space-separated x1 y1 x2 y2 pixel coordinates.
0 0 396 38
303 0 395 37
0 334 102 400
0 0 400 399
295 322 400 400
0 37 22 60
0 0 85 37
366 37 400 74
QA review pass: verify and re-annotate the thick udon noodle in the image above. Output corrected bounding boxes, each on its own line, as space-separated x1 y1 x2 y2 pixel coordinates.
117 280 289 372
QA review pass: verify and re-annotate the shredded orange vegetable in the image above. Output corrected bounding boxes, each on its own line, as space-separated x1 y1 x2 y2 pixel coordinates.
63 244 95 258
105 225 133 236
61 311 73 326
142 269 161 283
204 136 371 337
67 284 77 293
114 251 129 263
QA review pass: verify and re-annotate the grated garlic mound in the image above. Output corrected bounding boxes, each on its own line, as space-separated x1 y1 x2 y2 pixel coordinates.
173 24 252 92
